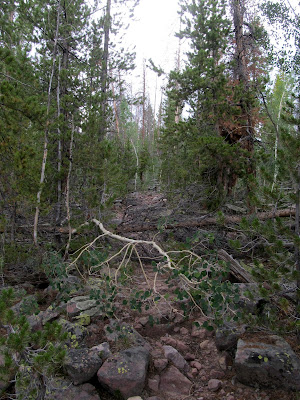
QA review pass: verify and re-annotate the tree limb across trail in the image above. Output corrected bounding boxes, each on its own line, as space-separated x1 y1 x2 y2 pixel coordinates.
116 208 296 233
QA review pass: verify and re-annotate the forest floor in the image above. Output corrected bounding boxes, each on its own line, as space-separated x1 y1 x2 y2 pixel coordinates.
2 190 300 400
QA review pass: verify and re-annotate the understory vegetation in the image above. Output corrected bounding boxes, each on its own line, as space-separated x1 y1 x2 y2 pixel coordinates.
0 0 300 397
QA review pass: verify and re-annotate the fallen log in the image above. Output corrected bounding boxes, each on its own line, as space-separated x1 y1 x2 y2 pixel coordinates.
116 208 296 233
217 249 255 283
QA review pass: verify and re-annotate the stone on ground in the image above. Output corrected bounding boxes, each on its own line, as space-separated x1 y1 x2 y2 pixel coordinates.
97 346 149 399
234 335 300 390
64 347 103 385
44 378 100 400
163 345 190 374
159 365 192 398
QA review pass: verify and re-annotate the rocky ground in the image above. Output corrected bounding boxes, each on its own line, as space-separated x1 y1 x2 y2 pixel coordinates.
1 191 300 400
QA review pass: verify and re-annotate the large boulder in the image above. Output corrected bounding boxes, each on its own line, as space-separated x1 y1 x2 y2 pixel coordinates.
234 335 300 391
64 347 103 385
97 346 150 399
159 365 192 398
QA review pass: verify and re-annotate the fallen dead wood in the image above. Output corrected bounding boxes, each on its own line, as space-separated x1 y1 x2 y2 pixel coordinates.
218 249 255 283
117 208 296 233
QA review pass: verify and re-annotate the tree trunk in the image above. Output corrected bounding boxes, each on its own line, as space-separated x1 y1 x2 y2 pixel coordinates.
64 116 75 260
99 0 111 138
56 56 62 228
117 208 297 233
33 0 61 246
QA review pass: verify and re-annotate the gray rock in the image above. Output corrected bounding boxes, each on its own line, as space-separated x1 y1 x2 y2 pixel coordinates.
159 365 192 398
208 378 222 391
64 348 103 385
58 319 87 347
11 295 38 315
97 346 150 399
28 306 60 331
234 335 300 390
215 323 246 352
105 320 150 350
44 378 100 400
163 345 190 374
91 342 111 361
67 296 101 318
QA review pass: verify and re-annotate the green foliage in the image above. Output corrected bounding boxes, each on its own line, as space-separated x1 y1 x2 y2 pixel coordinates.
0 288 67 398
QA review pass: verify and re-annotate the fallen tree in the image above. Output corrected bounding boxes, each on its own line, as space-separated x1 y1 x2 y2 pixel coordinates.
116 208 296 233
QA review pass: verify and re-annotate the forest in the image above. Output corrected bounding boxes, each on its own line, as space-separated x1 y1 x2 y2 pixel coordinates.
0 0 300 399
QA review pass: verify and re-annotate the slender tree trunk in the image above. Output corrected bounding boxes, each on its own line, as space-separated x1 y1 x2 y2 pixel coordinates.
99 0 111 138
33 0 61 246
272 89 285 191
175 16 182 124
131 138 139 191
56 56 62 227
111 75 120 138
64 116 75 260
142 60 146 142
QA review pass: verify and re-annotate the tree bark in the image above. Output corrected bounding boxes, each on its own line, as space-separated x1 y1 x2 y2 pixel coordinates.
99 0 111 138
117 208 297 233
33 0 61 246
64 116 75 260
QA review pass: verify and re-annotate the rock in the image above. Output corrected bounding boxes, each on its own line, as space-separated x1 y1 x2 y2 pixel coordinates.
28 306 60 331
163 345 190 374
215 323 246 352
148 375 160 392
44 378 100 400
185 353 195 361
208 379 222 391
11 295 38 315
92 342 111 361
138 317 149 326
219 354 231 371
146 397 161 400
191 324 213 339
175 339 189 353
64 347 103 385
210 369 225 379
200 340 210 350
153 358 168 372
161 337 177 347
127 397 143 400
105 320 150 350
234 335 300 390
67 296 101 318
180 327 189 335
58 319 87 347
97 346 150 399
159 365 192 397
190 361 202 370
